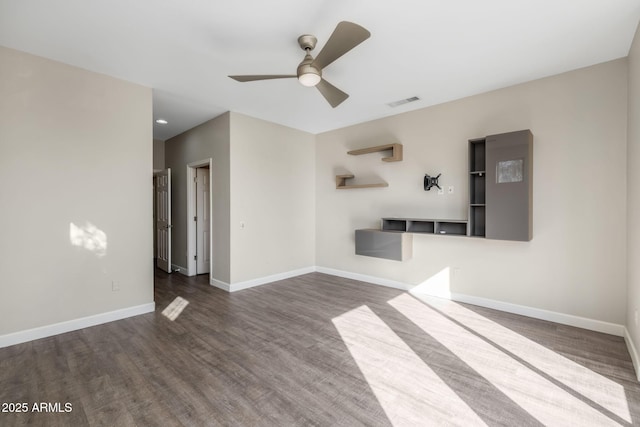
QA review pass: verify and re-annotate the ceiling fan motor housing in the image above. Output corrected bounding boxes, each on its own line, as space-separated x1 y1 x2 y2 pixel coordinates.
297 34 318 51
297 54 321 86
296 35 321 86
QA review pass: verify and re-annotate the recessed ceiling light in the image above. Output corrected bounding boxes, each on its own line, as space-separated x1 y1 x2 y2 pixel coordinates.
155 119 168 125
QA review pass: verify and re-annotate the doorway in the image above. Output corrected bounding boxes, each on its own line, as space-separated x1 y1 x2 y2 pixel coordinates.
187 159 213 277
154 168 172 273
195 166 210 274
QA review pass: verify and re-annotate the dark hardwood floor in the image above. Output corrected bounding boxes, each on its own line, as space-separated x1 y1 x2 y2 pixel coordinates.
1 269 639 426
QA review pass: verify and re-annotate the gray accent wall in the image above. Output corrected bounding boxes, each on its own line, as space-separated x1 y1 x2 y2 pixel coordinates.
153 138 165 171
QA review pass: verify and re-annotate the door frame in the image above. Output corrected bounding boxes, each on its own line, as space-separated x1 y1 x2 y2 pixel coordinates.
186 158 213 277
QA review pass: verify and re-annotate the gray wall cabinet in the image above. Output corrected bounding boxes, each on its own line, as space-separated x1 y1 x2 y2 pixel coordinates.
470 129 533 241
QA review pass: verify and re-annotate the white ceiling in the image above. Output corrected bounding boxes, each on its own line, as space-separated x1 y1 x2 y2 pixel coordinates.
1 1 639 140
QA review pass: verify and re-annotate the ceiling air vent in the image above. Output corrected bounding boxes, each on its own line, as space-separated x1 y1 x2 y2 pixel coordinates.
387 96 420 108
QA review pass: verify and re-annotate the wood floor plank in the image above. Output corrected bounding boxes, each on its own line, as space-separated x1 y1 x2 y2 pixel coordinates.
1 269 639 426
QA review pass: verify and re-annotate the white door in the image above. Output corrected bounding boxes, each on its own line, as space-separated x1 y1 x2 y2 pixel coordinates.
156 168 172 273
196 167 210 274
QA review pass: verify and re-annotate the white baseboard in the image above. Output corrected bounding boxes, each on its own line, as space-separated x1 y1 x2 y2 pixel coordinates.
315 266 625 337
0 302 156 349
625 328 640 381
171 264 189 276
210 267 316 292
434 292 625 337
315 266 410 291
210 278 231 292
208 264 625 339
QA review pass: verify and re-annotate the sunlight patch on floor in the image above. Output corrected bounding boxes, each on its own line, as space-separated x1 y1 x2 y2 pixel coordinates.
410 293 631 423
332 305 487 426
388 293 622 426
162 296 189 321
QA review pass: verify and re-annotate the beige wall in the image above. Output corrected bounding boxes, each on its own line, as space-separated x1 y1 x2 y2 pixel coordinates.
0 46 153 335
628 23 640 355
316 59 628 324
229 113 315 283
164 113 231 283
164 112 315 285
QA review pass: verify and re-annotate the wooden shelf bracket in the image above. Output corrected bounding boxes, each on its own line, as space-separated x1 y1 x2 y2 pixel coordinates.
336 174 388 189
347 143 403 162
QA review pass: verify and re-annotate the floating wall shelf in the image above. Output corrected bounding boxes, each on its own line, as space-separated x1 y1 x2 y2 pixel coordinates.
336 174 388 189
347 143 403 162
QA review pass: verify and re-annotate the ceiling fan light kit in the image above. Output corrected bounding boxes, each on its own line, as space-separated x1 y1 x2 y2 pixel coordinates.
229 21 370 107
297 53 322 87
298 72 321 87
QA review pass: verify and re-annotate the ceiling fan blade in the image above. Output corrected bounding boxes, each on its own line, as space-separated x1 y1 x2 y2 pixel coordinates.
312 21 370 70
229 75 296 82
316 79 349 108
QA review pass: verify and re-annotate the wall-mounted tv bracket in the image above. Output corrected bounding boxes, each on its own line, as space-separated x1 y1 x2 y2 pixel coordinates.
424 173 441 191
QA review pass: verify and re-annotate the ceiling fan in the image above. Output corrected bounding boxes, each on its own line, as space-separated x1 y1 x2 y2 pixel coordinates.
229 21 370 108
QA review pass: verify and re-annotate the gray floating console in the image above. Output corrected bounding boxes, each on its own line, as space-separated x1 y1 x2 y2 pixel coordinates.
355 229 413 261
355 218 467 261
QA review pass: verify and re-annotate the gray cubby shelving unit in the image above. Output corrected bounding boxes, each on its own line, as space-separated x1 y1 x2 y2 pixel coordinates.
469 137 487 237
382 218 468 236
